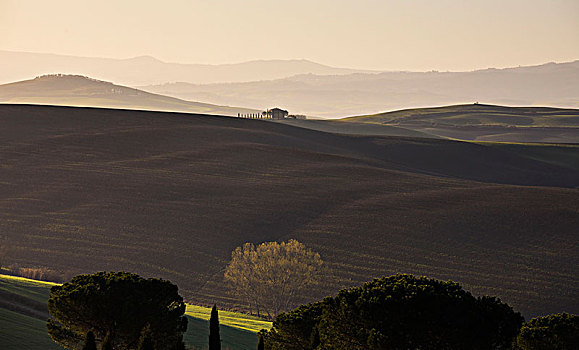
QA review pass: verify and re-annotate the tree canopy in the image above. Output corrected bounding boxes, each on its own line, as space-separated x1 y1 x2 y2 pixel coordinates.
515 312 578 350
263 274 524 350
224 239 323 318
47 271 188 350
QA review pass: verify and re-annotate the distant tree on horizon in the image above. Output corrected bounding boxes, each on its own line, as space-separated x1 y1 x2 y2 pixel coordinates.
209 304 221 350
224 239 323 319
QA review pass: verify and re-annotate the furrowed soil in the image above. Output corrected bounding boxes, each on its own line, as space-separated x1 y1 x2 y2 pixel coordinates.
0 104 577 319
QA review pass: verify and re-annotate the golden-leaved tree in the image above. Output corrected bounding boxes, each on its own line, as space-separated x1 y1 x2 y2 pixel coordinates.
224 239 323 319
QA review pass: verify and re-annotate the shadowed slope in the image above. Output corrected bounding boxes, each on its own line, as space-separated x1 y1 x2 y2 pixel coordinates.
0 105 577 319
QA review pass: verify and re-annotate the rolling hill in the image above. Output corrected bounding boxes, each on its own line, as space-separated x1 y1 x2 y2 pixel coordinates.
272 119 441 138
0 50 375 86
0 104 577 322
0 75 259 116
343 104 579 143
141 60 579 118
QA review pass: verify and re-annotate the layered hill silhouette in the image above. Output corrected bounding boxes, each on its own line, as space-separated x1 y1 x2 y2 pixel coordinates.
142 60 579 117
0 105 577 319
344 103 579 143
0 75 258 116
0 50 374 86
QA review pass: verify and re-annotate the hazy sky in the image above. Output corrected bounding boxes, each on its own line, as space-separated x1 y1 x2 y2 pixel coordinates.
1 0 578 71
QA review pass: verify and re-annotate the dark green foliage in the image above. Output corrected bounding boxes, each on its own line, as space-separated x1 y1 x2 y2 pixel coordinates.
261 300 328 350
101 331 113 350
138 325 155 350
263 274 524 350
209 304 221 350
173 341 187 350
82 331 97 350
515 313 578 349
257 334 264 350
46 271 188 350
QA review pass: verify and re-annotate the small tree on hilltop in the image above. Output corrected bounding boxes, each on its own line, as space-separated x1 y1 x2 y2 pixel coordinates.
224 239 323 319
209 304 221 350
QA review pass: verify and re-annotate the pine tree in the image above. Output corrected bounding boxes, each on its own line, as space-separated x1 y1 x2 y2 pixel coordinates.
209 304 221 350
257 334 265 350
137 324 155 350
82 331 97 350
101 331 113 350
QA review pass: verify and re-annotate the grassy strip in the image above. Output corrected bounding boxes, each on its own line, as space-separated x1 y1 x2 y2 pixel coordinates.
185 305 271 333
0 274 271 350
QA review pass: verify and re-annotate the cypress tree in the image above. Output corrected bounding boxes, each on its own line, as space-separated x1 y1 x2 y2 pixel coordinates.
137 324 155 350
209 304 221 350
257 334 265 350
81 331 97 350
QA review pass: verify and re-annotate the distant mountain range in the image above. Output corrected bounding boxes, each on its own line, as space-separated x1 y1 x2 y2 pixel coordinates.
0 74 258 116
0 50 375 86
1 50 577 120
142 60 579 118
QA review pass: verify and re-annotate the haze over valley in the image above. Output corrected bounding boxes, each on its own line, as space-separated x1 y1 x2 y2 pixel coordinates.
2 50 578 118
142 60 579 118
1 1 578 349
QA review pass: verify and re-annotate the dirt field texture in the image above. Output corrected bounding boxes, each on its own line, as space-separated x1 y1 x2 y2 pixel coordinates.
0 104 577 319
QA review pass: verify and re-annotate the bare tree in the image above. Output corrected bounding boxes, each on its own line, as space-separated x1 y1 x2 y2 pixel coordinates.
224 239 323 319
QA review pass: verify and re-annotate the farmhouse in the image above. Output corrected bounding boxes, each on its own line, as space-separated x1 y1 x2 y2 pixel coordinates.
267 108 289 119
239 107 299 120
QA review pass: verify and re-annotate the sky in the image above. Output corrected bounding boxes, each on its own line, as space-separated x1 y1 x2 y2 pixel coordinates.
1 0 578 71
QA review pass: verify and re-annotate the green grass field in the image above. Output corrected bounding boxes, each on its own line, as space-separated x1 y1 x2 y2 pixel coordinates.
0 274 270 350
